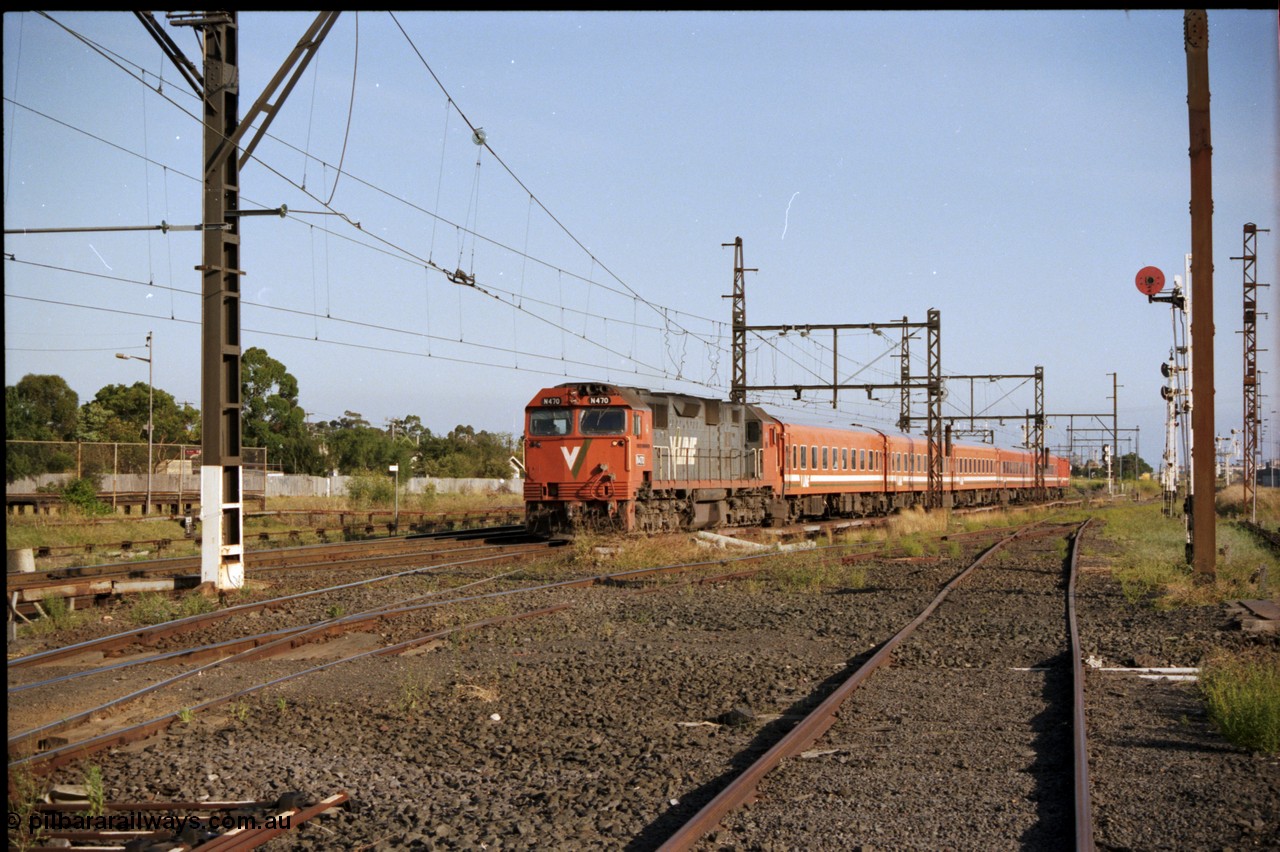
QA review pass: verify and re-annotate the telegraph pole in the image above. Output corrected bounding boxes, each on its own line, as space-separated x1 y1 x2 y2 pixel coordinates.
1185 9 1216 579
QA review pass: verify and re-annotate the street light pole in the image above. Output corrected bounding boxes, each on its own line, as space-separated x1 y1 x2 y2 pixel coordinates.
116 331 154 515
389 464 399 531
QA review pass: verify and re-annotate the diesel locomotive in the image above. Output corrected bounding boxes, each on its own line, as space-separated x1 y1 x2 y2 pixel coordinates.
522 382 1070 536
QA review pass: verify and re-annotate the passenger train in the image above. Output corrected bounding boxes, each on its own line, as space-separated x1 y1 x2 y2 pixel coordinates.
522 382 1070 536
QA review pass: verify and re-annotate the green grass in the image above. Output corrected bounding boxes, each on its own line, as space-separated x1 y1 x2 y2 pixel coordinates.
1199 649 1280 754
82 765 105 818
1087 501 1278 608
123 590 218 626
18 592 85 638
6 762 48 852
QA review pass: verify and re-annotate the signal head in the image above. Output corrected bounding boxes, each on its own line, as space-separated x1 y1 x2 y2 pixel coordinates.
1136 266 1165 296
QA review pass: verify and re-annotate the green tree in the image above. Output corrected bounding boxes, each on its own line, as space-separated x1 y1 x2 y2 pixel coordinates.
324 424 408 473
79 383 198 444
1116 452 1153 480
5 374 79 440
418 425 516 478
240 347 322 474
6 374 80 481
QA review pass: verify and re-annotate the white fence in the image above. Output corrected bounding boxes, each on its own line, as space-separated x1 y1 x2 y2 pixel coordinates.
8 473 520 500
266 475 522 498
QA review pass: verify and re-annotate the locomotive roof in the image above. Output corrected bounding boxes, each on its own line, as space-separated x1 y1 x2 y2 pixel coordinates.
531 382 1061 460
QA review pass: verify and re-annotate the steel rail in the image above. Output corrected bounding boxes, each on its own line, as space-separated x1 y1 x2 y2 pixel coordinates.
1068 518 1096 851
9 564 536 695
7 538 533 619
656 522 1037 851
8 525 527 590
10 542 892 774
12 549 737 752
8 543 548 669
7 558 546 752
9 605 573 773
194 790 350 851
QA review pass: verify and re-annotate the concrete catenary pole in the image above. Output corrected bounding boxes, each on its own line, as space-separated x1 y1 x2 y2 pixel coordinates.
1185 10 1215 579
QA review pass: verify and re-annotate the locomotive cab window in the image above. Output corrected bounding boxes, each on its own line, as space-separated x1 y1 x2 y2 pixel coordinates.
530 409 572 436
580 407 627 435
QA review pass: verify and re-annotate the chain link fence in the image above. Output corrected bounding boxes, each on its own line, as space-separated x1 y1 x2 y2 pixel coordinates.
6 441 267 508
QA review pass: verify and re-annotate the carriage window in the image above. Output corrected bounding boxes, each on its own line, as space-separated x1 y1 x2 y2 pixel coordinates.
858 449 865 470
811 446 818 468
799 445 806 470
841 448 848 470
579 407 627 435
530 408 572 436
746 421 761 443
634 413 642 436
822 447 828 470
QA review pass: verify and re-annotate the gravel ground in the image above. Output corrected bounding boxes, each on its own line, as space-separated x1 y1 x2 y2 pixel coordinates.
8 523 1279 851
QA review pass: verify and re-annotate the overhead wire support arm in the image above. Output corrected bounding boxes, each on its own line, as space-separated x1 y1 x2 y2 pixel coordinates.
4 222 229 235
135 11 203 95
203 11 342 173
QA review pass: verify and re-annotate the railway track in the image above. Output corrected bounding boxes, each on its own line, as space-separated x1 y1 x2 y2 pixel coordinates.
9 537 810 774
10 510 1271 849
6 525 533 617
659 521 1095 850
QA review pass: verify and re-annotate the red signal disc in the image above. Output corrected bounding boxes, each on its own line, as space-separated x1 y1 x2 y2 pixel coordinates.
1135 266 1165 296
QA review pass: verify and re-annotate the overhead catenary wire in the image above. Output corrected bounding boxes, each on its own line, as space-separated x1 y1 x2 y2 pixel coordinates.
8 12 957 417
7 17 725 335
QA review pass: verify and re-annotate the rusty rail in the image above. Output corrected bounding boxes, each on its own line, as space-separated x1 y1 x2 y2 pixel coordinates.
656 523 1035 850
1068 518 1095 851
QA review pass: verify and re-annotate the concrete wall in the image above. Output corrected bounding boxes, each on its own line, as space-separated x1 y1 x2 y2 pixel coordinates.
8 473 521 499
265 475 521 498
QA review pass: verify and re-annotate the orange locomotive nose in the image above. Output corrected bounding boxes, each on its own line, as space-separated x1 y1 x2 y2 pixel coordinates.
523 384 643 536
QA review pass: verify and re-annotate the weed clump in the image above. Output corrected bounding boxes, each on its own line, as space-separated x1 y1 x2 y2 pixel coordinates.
1199 649 1280 754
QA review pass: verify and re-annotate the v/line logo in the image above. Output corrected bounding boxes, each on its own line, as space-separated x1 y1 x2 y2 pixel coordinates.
560 440 592 477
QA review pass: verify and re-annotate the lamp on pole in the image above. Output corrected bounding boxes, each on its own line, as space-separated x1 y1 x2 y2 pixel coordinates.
116 331 153 515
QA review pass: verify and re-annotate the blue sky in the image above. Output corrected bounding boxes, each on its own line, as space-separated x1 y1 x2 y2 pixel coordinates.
5 10 1278 468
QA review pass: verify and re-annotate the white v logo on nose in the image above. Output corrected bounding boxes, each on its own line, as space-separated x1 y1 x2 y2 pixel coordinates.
561 445 581 469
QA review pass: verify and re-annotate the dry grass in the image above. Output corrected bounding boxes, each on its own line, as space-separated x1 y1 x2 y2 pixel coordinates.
1090 500 1278 608
1215 482 1280 526
454 682 500 702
